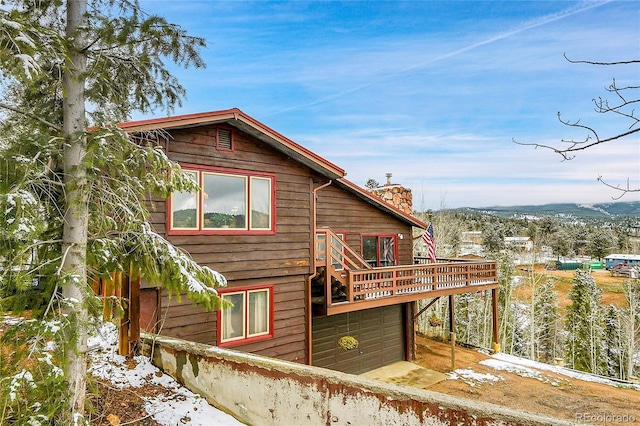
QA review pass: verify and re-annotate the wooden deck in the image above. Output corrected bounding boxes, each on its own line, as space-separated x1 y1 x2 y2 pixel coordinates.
314 229 499 316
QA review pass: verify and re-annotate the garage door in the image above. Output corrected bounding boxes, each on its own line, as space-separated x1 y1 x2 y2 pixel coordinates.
312 305 405 374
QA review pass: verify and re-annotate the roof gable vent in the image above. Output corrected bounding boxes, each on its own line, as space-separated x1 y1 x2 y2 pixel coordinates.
217 127 233 150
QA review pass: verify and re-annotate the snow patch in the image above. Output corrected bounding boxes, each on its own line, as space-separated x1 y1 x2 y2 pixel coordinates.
448 368 502 387
88 322 243 425
489 352 640 390
480 359 565 386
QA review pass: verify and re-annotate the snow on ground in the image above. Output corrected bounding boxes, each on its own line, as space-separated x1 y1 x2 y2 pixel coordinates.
488 352 640 390
447 368 502 387
88 322 244 426
447 349 640 391
480 358 566 387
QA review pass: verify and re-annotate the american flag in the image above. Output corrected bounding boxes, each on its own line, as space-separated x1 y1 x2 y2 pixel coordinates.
421 223 436 263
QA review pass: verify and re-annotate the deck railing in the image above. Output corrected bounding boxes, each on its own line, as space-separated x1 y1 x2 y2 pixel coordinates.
348 261 498 302
315 228 371 272
314 229 499 315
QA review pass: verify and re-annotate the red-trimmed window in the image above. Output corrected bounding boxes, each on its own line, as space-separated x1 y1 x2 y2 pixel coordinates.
217 285 274 347
169 165 276 234
362 234 397 267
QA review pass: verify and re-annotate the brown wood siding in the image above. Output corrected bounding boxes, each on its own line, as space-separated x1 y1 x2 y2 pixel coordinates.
139 288 159 333
146 125 315 283
315 185 414 265
140 125 314 364
157 275 307 363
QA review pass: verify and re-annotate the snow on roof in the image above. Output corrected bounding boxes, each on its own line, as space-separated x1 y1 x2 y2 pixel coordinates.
504 237 531 242
604 254 640 261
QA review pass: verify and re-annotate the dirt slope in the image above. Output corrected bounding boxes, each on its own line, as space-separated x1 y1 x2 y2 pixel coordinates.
415 336 639 424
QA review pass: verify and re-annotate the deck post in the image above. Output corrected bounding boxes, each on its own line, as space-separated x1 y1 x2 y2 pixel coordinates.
492 287 501 353
129 264 141 356
117 271 130 356
448 294 456 371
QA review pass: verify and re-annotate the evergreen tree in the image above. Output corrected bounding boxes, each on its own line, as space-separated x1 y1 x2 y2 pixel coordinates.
565 269 606 375
455 292 492 348
621 279 640 379
482 221 505 255
532 279 563 363
549 229 573 260
496 252 527 355
587 227 615 260
603 305 625 379
364 178 379 190
0 1 225 423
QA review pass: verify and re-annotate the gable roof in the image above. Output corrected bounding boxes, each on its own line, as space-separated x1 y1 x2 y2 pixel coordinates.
120 108 427 229
119 108 345 180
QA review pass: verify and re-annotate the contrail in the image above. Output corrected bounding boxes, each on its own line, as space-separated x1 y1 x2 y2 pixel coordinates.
264 0 613 117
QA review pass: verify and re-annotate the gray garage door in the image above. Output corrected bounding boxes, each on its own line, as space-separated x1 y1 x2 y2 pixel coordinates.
312 305 405 374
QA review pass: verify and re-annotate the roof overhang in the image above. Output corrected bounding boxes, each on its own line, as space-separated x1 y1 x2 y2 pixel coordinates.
119 108 345 180
120 109 426 229
334 179 428 229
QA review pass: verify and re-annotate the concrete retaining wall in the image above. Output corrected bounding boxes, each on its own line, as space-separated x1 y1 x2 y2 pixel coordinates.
142 334 576 426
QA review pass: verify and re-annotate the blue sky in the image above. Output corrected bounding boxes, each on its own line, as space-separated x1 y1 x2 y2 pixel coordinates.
137 1 639 210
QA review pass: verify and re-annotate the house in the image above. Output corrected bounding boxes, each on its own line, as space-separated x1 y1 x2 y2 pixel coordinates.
119 108 500 374
504 236 534 252
604 254 640 270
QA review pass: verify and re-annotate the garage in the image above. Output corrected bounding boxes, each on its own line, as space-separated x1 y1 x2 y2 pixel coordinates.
312 304 405 374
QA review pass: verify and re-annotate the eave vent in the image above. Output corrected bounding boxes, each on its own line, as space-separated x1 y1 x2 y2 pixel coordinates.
217 128 233 150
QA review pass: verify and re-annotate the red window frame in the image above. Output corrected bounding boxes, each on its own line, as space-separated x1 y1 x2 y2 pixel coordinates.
216 284 274 348
361 234 398 267
168 164 276 235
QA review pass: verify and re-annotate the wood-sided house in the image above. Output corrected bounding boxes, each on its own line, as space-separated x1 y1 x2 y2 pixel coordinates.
119 108 499 374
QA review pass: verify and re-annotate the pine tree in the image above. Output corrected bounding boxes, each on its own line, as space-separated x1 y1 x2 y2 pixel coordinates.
621 279 640 379
603 305 625 379
496 252 526 355
532 279 563 364
0 1 225 423
565 269 606 375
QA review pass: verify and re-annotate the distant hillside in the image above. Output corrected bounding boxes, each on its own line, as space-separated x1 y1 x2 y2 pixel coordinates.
458 201 640 220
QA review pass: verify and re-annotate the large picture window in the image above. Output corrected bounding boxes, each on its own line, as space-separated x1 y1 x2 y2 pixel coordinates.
169 166 275 234
218 285 274 346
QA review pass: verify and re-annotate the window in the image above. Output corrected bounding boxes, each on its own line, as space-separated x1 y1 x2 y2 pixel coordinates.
362 235 396 267
169 165 275 234
218 285 274 346
316 231 346 270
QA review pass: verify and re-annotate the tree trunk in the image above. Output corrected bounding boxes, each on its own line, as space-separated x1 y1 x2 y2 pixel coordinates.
62 0 89 421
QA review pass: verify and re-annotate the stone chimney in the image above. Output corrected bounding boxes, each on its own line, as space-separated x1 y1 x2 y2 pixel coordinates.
370 173 413 215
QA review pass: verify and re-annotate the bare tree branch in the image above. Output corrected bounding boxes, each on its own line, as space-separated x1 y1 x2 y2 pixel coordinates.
597 175 640 200
564 54 640 66
516 56 640 199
